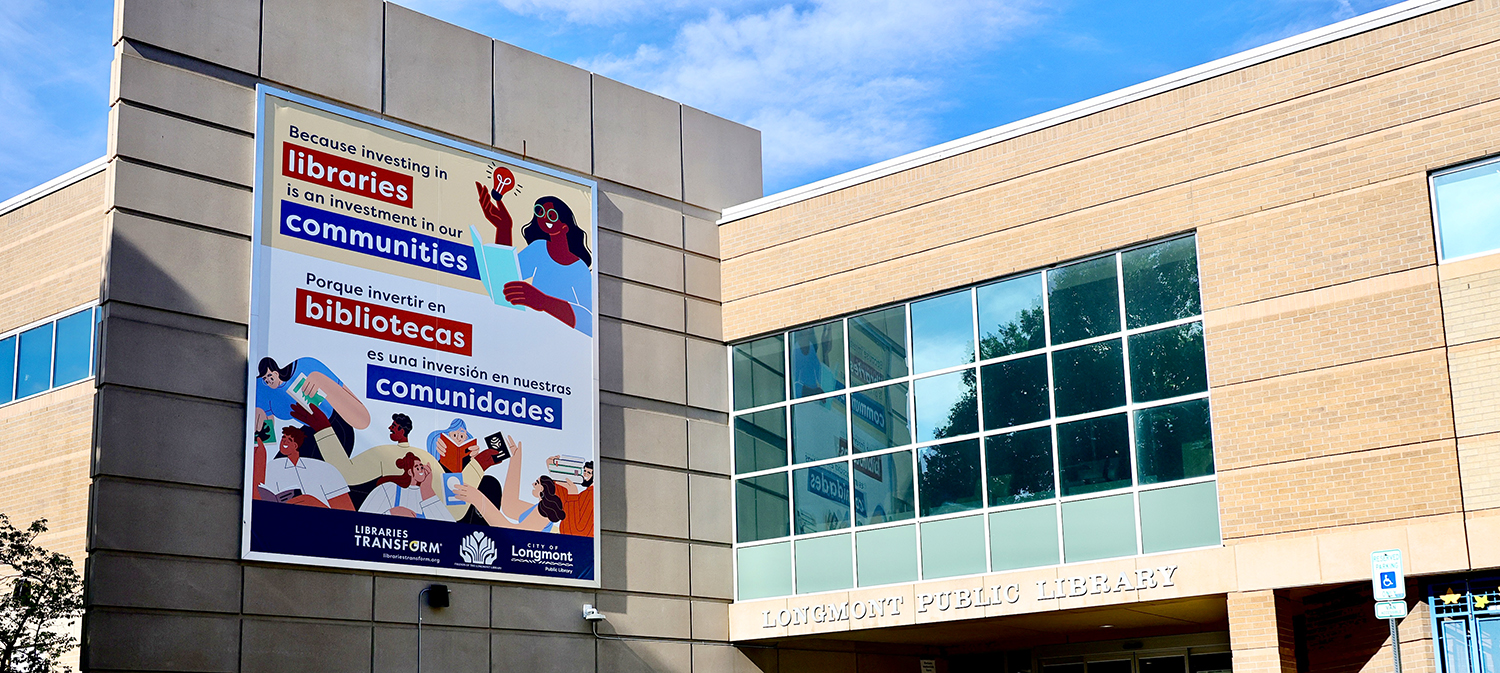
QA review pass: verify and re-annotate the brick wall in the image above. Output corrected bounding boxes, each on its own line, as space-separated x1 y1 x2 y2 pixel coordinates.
0 174 105 564
720 0 1496 555
0 174 106 333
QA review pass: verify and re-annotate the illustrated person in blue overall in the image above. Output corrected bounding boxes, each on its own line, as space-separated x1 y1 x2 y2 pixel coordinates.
255 357 371 459
495 197 594 336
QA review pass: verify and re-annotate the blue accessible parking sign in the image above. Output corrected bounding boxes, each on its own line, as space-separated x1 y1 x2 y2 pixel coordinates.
1371 550 1405 601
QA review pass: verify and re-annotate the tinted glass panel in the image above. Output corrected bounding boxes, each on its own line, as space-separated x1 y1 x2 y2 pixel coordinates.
1441 620 1472 673
736 473 790 543
1129 322 1207 403
914 369 977 442
733 335 785 410
1139 481 1220 553
986 427 1054 505
989 504 1060 571
856 525 918 586
1048 256 1119 344
1051 339 1125 417
1139 658 1186 673
849 306 907 386
794 463 851 534
795 534 853 593
920 515 986 579
0 337 13 405
1123 236 1201 328
1434 160 1500 261
1089 661 1132 673
1057 413 1131 496
734 408 788 474
1136 398 1215 484
981 354 1049 429
792 395 848 463
978 273 1044 359
851 383 910 453
911 290 974 373
1061 493 1137 562
1189 654 1233 673
737 542 792 600
52 310 92 386
854 450 915 526
790 321 845 398
15 324 53 399
918 439 982 516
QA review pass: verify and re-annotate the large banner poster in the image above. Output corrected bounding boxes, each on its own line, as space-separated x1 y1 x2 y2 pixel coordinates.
242 89 599 586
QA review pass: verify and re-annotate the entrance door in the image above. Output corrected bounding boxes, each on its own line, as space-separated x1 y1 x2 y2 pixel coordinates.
1040 649 1230 673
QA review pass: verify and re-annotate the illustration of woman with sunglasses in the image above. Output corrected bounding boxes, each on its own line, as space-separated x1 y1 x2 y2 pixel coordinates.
474 177 594 336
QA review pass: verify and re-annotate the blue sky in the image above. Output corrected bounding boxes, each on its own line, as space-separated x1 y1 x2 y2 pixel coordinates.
0 0 1406 202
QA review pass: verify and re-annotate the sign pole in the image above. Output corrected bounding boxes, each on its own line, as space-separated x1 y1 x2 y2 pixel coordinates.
1389 617 1402 673
1371 550 1406 673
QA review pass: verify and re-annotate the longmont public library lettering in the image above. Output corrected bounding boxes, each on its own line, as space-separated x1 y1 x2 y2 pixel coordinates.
5 0 1500 671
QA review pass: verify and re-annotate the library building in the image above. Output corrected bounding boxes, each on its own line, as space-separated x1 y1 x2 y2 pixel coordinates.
3 0 1500 671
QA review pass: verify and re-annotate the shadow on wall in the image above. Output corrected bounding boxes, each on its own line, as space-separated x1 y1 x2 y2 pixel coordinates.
1301 581 1421 673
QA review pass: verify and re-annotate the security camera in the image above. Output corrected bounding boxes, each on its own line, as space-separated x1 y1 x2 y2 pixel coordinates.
582 604 607 622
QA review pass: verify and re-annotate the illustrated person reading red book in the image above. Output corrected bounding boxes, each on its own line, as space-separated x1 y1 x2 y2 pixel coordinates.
426 418 479 475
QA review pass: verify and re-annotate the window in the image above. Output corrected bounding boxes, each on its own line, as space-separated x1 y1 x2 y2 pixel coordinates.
729 235 1216 599
0 305 98 406
1433 156 1500 262
1429 578 1500 673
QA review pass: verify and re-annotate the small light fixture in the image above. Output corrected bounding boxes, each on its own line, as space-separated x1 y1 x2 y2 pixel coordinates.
1100 624 1114 628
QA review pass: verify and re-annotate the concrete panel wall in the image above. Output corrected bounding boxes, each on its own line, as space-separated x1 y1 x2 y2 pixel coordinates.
95 1 760 671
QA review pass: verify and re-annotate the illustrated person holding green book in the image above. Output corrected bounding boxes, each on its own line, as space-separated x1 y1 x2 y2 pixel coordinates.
255 356 370 458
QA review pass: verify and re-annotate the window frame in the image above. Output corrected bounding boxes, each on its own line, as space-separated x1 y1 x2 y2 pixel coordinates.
727 234 1218 600
1430 154 1500 265
0 302 100 408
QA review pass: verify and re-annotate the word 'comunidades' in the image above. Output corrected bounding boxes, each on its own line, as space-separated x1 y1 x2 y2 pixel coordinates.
367 364 563 430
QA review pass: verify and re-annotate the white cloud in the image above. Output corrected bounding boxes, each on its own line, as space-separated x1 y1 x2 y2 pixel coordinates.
585 0 1038 187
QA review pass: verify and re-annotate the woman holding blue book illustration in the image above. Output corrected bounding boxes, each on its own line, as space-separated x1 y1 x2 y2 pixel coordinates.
475 181 594 336
255 356 371 457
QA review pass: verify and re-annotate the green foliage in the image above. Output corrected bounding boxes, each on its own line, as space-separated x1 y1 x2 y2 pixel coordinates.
0 516 82 673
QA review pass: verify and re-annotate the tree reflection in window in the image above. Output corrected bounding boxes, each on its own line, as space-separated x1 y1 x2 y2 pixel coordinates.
918 439 982 516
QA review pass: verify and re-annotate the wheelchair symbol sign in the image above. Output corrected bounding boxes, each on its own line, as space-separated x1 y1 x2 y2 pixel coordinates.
1371 550 1405 601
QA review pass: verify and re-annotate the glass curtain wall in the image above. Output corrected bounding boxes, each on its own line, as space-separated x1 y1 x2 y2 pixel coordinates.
729 235 1219 600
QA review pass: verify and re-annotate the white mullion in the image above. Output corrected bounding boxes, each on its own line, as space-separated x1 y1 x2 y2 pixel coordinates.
907 300 927 581
1135 473 1219 492
842 317 859 589
970 287 993 573
7 329 17 402
1121 313 1201 339
1043 266 1066 566
1116 251 1145 556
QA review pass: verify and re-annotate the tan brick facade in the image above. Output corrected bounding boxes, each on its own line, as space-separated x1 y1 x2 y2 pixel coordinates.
0 173 106 333
0 174 105 565
720 0 1500 667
